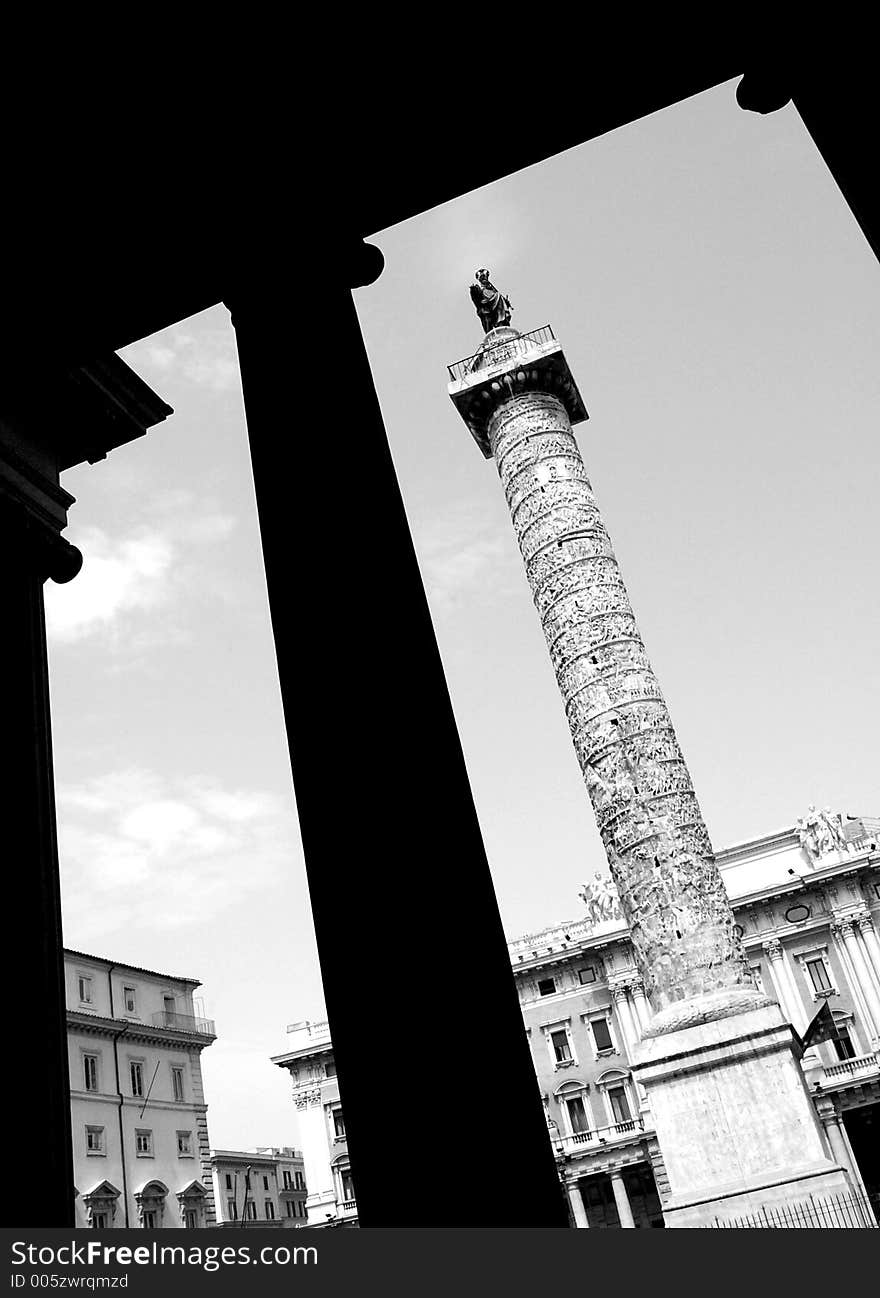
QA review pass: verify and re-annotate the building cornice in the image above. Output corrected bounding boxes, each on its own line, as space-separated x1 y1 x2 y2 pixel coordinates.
67 1010 214 1048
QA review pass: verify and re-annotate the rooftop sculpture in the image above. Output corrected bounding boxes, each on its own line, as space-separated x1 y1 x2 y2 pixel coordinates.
469 269 513 333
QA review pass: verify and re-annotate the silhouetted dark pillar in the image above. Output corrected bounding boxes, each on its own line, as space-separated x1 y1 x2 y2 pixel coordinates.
226 249 569 1227
3 504 81 1225
2 361 172 1227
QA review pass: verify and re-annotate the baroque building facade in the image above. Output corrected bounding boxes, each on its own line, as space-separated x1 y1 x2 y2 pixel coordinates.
210 1147 307 1227
513 811 880 1226
271 1021 358 1227
66 949 217 1229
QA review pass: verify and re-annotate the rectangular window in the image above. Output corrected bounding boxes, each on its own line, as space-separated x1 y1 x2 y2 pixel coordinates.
142 1211 156 1229
246 1201 257 1221
591 1017 614 1053
297 1200 305 1217
578 966 597 985
123 986 137 1014
333 1109 346 1138
177 1131 193 1157
285 1199 294 1217
227 1199 237 1221
566 1096 589 1134
295 1171 305 1191
91 1213 107 1230
265 1199 275 1219
263 1175 269 1191
325 1060 337 1077
83 1054 99 1092
135 1129 153 1156
538 977 557 997
550 1029 572 1063
225 1173 233 1190
283 1170 293 1190
832 1030 856 1061
171 1066 185 1102
185 1209 198 1229
130 1062 144 1097
163 995 176 1014
341 1170 355 1202
806 957 832 994
78 975 92 1004
86 1126 105 1154
609 1085 632 1124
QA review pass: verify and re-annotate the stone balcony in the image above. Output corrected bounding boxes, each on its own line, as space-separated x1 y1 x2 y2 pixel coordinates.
553 1116 648 1158
151 1010 216 1038
817 1052 879 1088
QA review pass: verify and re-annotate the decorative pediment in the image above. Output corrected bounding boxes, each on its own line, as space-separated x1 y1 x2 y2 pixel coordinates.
595 1068 629 1088
83 1179 121 1203
176 1179 207 1200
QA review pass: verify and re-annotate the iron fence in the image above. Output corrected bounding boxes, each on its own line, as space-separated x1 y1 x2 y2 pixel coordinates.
705 1188 878 1228
447 325 556 382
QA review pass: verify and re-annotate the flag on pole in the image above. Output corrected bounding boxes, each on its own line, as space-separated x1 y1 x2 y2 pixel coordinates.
800 999 839 1050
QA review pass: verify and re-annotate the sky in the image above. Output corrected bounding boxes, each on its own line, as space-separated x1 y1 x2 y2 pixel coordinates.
47 77 879 1151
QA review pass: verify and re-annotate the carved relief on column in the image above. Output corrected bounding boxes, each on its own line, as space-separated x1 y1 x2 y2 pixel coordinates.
486 389 763 1035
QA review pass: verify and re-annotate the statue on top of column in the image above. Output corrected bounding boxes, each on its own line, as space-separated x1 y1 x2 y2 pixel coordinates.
470 269 513 333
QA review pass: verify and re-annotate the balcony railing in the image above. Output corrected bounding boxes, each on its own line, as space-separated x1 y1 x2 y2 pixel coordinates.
822 1052 878 1082
152 1010 216 1036
340 1198 357 1213
554 1117 646 1157
447 325 556 383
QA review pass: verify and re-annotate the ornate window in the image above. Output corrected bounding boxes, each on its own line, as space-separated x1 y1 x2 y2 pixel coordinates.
171 1065 185 1102
542 1019 577 1069
538 976 557 997
123 986 137 1015
584 1010 618 1058
577 966 597 985
77 974 93 1005
134 1180 168 1228
176 1180 207 1229
797 947 837 1000
555 1080 592 1137
595 1069 637 1130
129 1060 145 1098
82 1052 100 1093
82 1180 121 1229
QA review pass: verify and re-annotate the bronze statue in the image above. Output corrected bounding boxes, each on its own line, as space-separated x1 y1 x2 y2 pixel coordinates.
470 269 513 332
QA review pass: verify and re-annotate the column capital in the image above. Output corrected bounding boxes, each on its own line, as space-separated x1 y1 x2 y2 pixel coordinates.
610 980 634 1002
762 937 783 959
830 916 856 938
853 908 875 934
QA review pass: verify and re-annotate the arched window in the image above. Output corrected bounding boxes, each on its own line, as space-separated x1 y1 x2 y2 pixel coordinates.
595 1069 636 1130
134 1180 169 1229
554 1080 592 1138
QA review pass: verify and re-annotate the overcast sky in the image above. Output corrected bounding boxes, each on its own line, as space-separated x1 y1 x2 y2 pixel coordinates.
47 77 879 1152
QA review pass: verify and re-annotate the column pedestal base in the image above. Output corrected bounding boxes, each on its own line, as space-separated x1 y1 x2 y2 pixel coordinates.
631 1003 857 1227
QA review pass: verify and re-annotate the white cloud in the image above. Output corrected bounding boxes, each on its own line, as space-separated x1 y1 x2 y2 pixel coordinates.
122 325 241 393
417 505 521 615
57 770 296 945
45 526 173 643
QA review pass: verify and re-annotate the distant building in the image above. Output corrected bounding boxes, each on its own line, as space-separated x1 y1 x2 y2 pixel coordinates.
210 1147 307 1227
271 1022 357 1227
66 949 217 1228
513 811 880 1226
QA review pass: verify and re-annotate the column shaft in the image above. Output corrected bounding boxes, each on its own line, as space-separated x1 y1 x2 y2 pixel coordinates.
609 1171 636 1228
831 924 878 1045
841 922 880 1041
566 1182 589 1228
486 383 756 1025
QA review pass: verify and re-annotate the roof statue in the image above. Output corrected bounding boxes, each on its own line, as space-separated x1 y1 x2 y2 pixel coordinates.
578 872 623 927
795 805 848 860
470 269 513 333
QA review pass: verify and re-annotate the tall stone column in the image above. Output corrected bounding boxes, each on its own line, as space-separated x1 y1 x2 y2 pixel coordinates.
565 1181 589 1228
450 324 762 1035
831 919 879 1045
610 982 640 1055
609 1171 636 1228
855 911 880 997
448 305 855 1225
629 978 652 1033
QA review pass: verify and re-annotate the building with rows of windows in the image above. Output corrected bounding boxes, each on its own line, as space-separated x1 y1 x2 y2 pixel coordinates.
513 810 880 1227
66 949 217 1228
271 1021 358 1227
209 1147 308 1226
